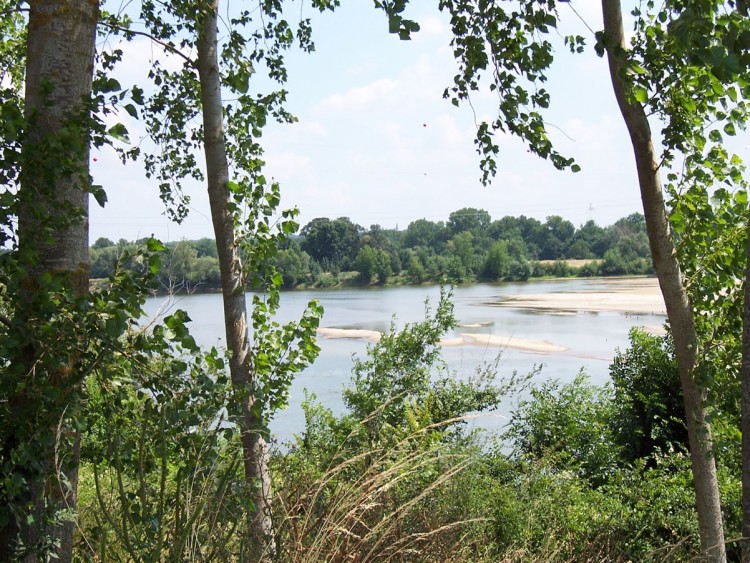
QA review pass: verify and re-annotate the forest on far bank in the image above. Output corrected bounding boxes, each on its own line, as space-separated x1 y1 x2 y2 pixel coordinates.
91 209 653 291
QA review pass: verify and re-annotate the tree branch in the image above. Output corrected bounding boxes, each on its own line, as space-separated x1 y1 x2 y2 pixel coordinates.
98 22 195 66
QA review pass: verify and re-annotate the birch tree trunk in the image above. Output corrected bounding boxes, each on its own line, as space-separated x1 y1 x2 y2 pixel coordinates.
195 2 276 557
0 1 97 560
601 0 726 559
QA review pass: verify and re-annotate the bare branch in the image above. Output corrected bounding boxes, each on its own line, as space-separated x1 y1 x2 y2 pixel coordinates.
98 21 195 66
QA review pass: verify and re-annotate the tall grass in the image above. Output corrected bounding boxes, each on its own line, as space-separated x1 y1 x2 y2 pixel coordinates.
273 415 495 562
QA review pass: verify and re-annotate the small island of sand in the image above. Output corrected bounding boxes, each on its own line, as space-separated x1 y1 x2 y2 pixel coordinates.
487 277 665 316
316 277 667 354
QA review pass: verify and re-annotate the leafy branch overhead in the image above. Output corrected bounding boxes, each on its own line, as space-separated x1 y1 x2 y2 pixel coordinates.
378 0 580 184
94 1 336 223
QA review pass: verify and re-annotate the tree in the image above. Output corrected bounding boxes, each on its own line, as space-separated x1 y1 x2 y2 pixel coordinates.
193 237 218 258
541 215 575 260
482 240 510 281
195 5 278 548
0 0 329 557
386 0 749 557
574 219 612 258
273 243 311 288
610 329 686 463
169 239 198 285
192 1 324 554
301 216 362 270
354 245 392 284
743 212 750 561
447 207 491 236
0 1 98 559
449 230 475 275
602 1 726 556
90 244 119 279
403 218 446 250
92 237 115 249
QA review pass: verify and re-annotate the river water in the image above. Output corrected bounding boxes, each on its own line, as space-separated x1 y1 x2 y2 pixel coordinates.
144 279 665 444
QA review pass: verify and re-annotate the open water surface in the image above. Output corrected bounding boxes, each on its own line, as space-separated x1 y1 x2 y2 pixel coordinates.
144 279 665 444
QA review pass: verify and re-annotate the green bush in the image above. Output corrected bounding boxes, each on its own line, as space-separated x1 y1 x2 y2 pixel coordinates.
272 290 520 561
505 371 621 486
77 320 249 561
609 329 687 462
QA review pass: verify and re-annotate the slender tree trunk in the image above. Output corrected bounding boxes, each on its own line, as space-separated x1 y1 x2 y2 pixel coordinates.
195 2 276 557
0 1 97 561
601 0 726 560
741 210 750 562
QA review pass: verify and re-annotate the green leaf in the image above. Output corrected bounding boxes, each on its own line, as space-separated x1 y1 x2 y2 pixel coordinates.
107 123 130 143
131 85 145 105
571 163 581 173
148 254 161 275
724 122 736 136
123 103 138 118
98 77 121 93
90 184 107 207
147 238 167 252
388 14 401 34
633 87 648 103
226 69 250 94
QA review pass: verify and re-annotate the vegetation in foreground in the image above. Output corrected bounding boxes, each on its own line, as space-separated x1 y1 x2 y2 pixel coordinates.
73 290 741 561
4 0 748 559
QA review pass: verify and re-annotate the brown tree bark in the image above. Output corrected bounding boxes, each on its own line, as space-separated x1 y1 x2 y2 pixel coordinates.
741 211 750 562
195 1 276 557
601 0 726 560
0 1 97 561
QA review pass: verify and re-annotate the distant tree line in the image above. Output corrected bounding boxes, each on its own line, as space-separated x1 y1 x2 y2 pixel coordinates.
90 209 653 290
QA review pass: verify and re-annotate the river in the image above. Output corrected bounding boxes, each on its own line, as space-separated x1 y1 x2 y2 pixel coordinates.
144 278 666 444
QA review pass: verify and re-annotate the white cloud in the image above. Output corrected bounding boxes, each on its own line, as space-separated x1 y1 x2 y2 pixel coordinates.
319 78 399 111
101 36 192 88
263 151 313 181
415 15 446 38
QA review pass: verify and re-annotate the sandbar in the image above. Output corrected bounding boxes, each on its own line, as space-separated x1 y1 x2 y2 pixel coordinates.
456 333 566 353
316 278 666 354
488 277 666 315
317 328 566 353
317 327 382 342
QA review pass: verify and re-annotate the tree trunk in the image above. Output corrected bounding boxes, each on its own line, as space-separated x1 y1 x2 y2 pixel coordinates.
195 2 276 557
741 210 750 562
0 1 97 560
601 0 726 560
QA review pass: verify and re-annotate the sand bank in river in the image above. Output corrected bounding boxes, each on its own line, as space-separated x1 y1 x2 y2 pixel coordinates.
316 278 666 354
316 327 382 342
317 328 567 354
451 333 567 353
488 277 666 315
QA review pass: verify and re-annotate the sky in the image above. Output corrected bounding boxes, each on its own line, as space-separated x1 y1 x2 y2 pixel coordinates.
89 0 645 243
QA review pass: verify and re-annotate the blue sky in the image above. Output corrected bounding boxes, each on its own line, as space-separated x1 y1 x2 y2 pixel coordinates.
90 0 644 243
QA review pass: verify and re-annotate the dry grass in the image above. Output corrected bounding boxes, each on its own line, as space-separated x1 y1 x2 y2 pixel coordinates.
274 417 493 562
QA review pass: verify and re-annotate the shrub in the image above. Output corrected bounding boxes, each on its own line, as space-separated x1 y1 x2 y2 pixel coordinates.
609 329 687 462
504 371 620 486
272 289 522 561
